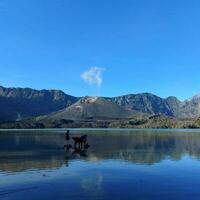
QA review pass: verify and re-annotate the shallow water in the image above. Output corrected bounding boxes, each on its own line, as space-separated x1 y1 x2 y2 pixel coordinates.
1 129 200 200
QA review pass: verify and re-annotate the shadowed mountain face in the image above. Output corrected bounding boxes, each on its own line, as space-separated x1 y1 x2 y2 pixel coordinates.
43 96 135 120
0 86 78 122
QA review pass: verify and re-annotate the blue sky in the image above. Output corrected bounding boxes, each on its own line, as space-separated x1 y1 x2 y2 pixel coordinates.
0 0 200 100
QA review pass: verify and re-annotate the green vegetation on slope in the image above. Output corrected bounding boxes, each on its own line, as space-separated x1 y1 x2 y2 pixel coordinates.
1 115 200 129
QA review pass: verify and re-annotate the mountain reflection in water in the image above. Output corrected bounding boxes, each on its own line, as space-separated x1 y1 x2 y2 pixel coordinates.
1 130 200 172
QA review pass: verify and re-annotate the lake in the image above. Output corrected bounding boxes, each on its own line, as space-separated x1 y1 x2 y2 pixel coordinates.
1 129 200 200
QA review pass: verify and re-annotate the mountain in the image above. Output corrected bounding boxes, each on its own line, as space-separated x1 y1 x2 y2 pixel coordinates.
109 93 200 118
42 96 136 121
180 95 200 118
109 93 178 116
2 85 200 123
165 96 182 116
0 86 78 122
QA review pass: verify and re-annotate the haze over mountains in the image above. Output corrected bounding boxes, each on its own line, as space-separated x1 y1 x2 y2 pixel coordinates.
1 85 200 122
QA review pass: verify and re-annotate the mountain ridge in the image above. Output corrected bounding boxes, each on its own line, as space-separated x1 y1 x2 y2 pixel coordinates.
0 85 78 122
1 85 200 122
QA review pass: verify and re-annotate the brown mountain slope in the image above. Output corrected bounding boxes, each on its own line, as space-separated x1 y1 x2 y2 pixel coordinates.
41 96 137 120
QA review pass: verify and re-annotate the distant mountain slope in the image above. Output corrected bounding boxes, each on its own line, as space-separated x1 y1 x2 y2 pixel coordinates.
165 96 182 117
180 95 200 118
0 86 78 122
109 93 177 116
42 96 136 120
109 93 200 118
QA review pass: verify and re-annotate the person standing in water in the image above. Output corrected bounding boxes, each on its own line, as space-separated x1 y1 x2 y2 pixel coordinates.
65 130 70 141
64 130 72 151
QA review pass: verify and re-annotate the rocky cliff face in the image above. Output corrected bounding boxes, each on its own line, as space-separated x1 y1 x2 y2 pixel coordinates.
0 86 78 122
180 95 200 118
109 93 200 118
109 93 175 116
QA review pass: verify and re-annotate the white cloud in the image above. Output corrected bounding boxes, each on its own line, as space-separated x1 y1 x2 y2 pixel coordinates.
81 67 105 87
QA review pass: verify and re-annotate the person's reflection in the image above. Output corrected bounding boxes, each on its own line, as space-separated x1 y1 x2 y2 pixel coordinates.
64 157 69 167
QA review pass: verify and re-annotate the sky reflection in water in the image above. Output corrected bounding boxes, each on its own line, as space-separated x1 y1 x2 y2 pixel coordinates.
1 130 200 200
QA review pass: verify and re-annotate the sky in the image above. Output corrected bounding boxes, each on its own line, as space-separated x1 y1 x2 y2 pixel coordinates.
0 0 200 100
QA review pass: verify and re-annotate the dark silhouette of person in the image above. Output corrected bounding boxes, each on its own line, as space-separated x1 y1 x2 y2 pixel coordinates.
65 130 70 141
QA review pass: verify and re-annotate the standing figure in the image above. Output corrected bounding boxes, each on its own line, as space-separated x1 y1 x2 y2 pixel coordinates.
65 130 70 141
64 130 71 151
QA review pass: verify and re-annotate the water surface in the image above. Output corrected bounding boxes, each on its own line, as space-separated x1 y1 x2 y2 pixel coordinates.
1 129 200 200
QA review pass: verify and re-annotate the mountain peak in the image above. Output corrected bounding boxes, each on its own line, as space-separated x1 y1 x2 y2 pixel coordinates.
80 96 99 104
45 96 135 120
188 94 200 101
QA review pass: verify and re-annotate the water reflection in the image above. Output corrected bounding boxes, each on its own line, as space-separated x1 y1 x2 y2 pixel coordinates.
1 130 200 172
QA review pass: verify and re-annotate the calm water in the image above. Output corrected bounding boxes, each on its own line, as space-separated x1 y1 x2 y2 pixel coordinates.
1 129 200 200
